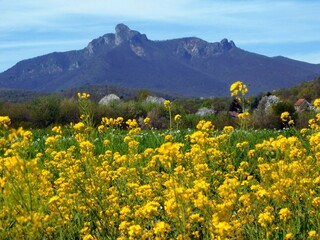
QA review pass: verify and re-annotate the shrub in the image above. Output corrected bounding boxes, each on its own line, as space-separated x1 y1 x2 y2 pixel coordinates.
59 98 80 124
29 95 62 127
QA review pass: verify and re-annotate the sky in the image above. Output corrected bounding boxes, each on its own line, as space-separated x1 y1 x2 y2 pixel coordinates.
1 0 320 72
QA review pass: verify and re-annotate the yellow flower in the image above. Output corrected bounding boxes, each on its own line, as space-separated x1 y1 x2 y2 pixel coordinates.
163 100 171 109
279 208 292 222
126 119 139 129
230 81 248 97
288 119 294 126
236 141 249 148
196 120 214 131
144 117 151 126
223 125 234 133
51 126 62 134
78 92 90 99
164 134 174 142
314 98 320 110
308 230 317 238
214 221 232 236
0 116 11 129
103 139 110 146
238 112 250 120
280 112 290 122
285 233 293 239
258 206 274 227
128 224 142 237
0 177 6 188
153 221 171 235
280 111 295 126
48 195 60 204
83 234 95 240
45 136 56 146
300 128 308 135
80 141 94 151
98 125 104 133
174 114 181 122
123 136 132 144
248 149 255 158
120 206 131 220
73 122 85 131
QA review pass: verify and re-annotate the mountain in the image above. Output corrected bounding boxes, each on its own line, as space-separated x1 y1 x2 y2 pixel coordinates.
0 23 319 97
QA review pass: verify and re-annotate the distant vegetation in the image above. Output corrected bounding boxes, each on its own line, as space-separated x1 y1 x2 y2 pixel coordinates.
0 77 319 129
274 77 320 102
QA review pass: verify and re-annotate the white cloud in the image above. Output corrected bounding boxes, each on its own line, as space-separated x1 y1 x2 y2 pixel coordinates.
0 39 88 50
1 0 320 41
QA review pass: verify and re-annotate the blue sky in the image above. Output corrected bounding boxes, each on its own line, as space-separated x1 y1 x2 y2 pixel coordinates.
1 0 320 72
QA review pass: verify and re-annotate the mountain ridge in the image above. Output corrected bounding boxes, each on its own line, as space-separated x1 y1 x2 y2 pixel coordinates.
0 23 319 97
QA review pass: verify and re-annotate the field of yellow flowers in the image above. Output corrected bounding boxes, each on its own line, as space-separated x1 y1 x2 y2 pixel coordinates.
1 84 320 239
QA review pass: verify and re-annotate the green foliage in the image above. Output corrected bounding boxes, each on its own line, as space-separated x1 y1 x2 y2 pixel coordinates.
0 102 31 128
295 111 317 129
272 101 297 128
135 89 153 102
274 77 320 102
0 83 318 130
273 101 296 116
29 95 62 127
146 105 168 129
59 98 80 124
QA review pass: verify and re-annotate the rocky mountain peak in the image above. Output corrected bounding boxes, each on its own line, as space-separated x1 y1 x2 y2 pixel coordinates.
220 38 236 50
115 23 147 45
173 37 236 58
86 24 148 54
115 23 130 36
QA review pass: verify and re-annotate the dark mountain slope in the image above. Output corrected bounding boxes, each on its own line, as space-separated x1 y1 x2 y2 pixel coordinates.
0 23 319 97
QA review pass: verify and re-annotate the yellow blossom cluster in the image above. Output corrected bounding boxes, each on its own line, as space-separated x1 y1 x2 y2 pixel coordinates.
99 117 124 132
143 117 151 126
238 112 250 120
230 81 248 98
314 98 320 110
0 103 319 240
163 100 171 109
281 111 295 126
77 92 90 99
0 116 11 129
174 114 181 122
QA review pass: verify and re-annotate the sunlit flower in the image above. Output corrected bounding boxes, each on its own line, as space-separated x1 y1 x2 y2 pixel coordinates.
223 125 234 133
308 230 317 238
314 98 320 110
174 114 181 122
0 116 11 129
153 221 171 235
77 92 90 99
230 81 248 97
279 208 292 222
238 112 250 120
163 100 171 109
144 117 151 126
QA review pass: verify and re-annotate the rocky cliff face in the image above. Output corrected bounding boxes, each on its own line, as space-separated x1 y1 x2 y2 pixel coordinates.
0 24 319 97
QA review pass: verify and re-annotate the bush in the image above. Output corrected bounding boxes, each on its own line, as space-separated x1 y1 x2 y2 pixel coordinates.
0 102 31 128
272 101 297 128
29 95 62 128
59 98 80 124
